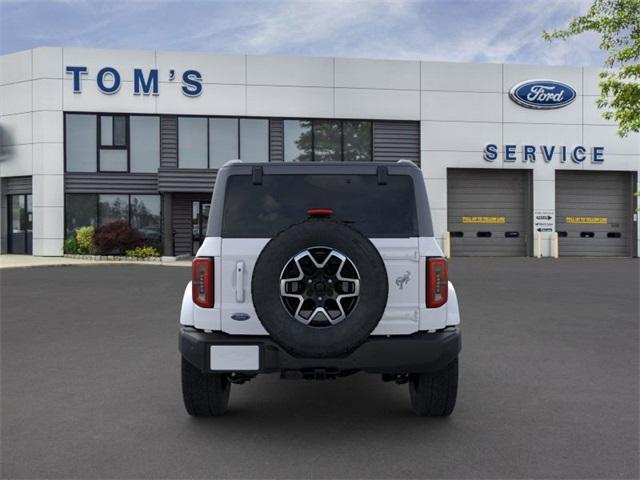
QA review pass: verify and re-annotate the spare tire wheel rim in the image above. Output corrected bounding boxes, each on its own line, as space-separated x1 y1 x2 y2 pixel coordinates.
279 246 360 327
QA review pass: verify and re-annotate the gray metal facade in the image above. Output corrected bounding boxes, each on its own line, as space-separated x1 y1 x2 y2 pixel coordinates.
5 176 32 195
447 169 532 257
556 171 634 257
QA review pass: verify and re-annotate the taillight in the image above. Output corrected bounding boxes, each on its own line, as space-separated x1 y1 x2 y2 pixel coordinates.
426 258 448 308
192 257 214 308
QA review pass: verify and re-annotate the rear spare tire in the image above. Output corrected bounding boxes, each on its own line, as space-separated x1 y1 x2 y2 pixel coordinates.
252 219 388 358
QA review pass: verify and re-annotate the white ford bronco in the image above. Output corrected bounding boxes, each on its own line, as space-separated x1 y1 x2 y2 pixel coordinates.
180 160 461 416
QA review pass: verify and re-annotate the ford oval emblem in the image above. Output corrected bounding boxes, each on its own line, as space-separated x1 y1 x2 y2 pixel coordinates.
509 79 577 109
231 313 250 321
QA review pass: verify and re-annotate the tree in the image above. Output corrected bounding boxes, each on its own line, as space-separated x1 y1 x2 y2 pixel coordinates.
543 0 640 136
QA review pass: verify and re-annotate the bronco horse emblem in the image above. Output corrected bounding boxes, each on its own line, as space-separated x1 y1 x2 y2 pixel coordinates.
395 270 411 290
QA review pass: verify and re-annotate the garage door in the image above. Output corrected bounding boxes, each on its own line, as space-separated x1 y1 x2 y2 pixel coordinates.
447 169 531 256
556 171 634 256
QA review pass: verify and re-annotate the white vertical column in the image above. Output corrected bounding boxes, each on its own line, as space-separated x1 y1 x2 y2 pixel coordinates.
32 48 64 256
532 168 555 258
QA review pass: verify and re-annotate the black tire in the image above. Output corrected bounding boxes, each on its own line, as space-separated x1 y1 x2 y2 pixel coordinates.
409 357 458 416
252 219 388 358
181 357 231 417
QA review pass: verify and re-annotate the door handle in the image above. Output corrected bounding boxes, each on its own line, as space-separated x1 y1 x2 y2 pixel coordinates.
236 261 245 302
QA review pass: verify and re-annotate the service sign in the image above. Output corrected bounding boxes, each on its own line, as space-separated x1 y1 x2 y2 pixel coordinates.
509 79 577 109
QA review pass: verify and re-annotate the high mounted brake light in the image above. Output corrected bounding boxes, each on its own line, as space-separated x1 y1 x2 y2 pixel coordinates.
192 257 214 308
306 208 334 217
426 258 448 308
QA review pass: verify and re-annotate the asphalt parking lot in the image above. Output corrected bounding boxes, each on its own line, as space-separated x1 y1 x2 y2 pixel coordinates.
1 258 638 479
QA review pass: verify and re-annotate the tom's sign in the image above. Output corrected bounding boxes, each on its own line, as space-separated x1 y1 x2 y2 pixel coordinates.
65 66 203 97
509 79 576 109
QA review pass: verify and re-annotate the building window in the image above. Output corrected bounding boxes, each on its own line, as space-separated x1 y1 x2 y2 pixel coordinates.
240 118 269 162
209 118 239 169
178 117 208 168
343 121 372 162
284 120 312 162
131 195 161 245
98 194 129 225
65 193 161 246
313 120 342 162
130 116 160 173
65 194 98 236
99 115 128 172
283 119 372 162
65 114 97 172
178 116 269 168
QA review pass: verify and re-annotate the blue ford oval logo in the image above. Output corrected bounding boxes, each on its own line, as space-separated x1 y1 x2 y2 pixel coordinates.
231 313 250 321
509 79 576 109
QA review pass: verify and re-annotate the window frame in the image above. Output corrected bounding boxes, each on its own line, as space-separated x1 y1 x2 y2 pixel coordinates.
177 115 271 168
283 118 373 163
98 114 129 172
64 193 162 240
64 112 161 174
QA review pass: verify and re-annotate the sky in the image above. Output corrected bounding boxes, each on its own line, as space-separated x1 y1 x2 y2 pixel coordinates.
0 0 605 66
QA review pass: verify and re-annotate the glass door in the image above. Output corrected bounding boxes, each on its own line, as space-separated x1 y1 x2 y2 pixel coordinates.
8 194 32 254
191 201 211 255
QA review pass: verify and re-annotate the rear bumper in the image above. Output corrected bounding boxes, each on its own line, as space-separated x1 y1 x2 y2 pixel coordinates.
180 327 461 375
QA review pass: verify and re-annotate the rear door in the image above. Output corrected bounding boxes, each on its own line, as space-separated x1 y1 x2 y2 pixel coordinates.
218 172 421 335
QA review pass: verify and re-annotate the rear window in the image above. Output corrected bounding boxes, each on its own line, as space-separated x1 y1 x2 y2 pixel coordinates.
222 174 417 238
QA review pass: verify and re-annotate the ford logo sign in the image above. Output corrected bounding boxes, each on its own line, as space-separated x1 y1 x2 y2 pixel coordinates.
509 79 577 109
231 313 250 321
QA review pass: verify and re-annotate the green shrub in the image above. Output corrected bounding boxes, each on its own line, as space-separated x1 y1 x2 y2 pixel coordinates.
76 226 97 254
64 236 79 254
125 245 160 258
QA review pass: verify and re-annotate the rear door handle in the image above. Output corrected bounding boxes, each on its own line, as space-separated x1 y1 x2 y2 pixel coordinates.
236 261 245 302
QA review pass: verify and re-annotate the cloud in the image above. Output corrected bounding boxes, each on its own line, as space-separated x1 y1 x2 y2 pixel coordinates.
0 0 605 66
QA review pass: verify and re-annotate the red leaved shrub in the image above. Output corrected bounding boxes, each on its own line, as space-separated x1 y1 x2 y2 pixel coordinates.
94 220 143 255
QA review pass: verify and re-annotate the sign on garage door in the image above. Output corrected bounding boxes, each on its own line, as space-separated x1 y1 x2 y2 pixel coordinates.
447 169 531 256
556 171 633 256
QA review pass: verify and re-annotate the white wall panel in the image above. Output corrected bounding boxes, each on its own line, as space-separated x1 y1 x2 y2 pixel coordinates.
0 113 32 146
0 145 32 176
33 143 64 175
335 88 419 120
63 48 156 81
584 125 640 156
157 51 245 85
421 91 501 122
247 55 333 87
32 205 64 239
33 111 63 144
583 96 615 125
247 86 332 118
421 61 501 92
503 123 582 151
504 93 582 124
32 47 63 80
424 178 447 209
0 50 32 85
33 237 64 256
335 58 419 90
583 67 602 96
33 79 63 111
64 79 157 113
32 174 63 207
421 121 501 152
158 82 245 115
0 82 32 115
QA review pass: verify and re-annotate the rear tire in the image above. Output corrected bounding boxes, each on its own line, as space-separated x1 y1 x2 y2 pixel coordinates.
409 357 458 416
181 357 231 417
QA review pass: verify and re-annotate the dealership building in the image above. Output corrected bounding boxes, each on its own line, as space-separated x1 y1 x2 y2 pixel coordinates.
0 47 638 257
